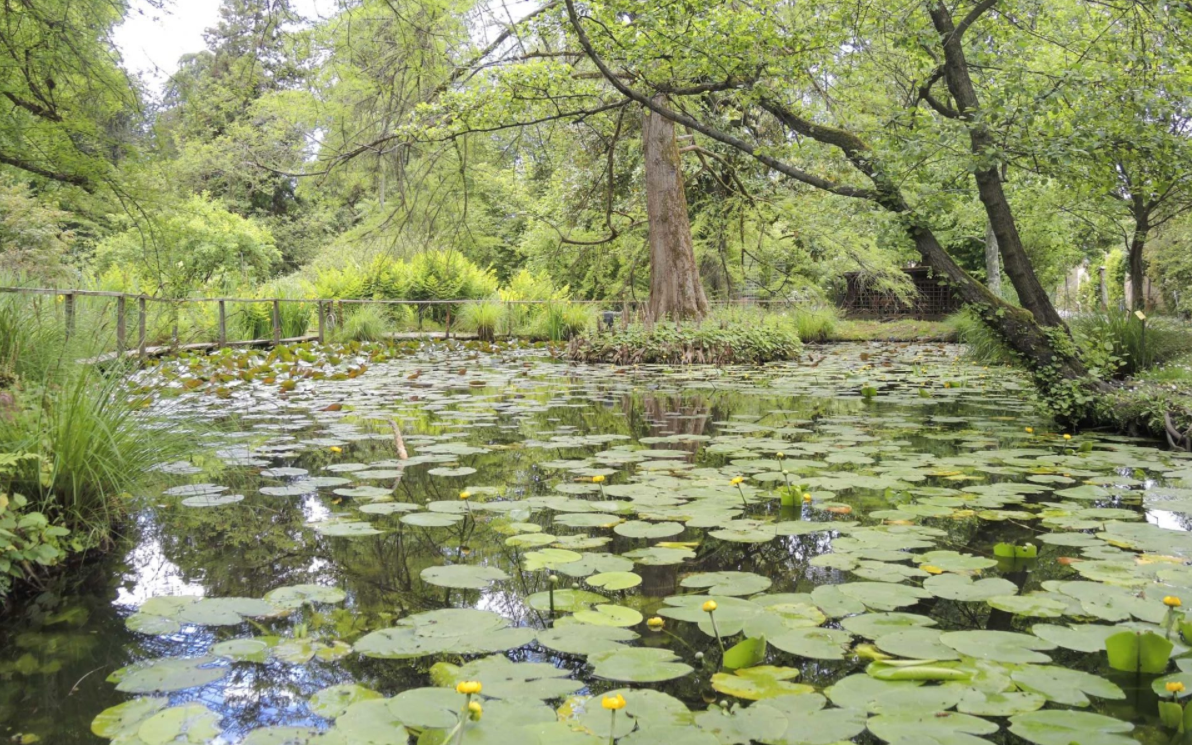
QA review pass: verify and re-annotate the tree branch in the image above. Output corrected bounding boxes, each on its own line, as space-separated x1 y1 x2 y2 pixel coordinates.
0 150 93 191
562 0 876 200
954 0 1000 41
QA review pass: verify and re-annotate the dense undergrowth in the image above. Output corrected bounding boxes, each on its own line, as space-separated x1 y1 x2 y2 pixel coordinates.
948 307 1192 440
568 320 803 365
0 295 187 602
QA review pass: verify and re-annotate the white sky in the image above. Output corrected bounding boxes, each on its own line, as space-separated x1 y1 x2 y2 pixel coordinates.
114 0 339 95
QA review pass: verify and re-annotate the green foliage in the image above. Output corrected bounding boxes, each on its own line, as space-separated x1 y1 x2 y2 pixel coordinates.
535 303 594 342
946 309 1016 366
1148 217 1192 315
337 305 388 343
0 177 77 280
568 321 802 365
790 306 839 344
0 463 70 600
458 301 505 342
235 279 313 341
96 194 279 298
1073 312 1192 378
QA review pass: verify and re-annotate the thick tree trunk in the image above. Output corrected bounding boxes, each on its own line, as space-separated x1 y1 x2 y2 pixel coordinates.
929 3 1066 330
1128 203 1150 312
984 223 1001 297
642 95 709 321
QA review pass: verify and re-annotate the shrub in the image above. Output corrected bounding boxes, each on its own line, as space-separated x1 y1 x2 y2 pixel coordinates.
458 301 505 341
1073 312 1192 377
535 302 593 341
408 251 498 321
235 279 313 341
568 322 802 364
790 306 838 343
337 305 388 342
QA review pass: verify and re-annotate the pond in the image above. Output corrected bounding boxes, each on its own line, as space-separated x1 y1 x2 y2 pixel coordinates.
3 341 1192 745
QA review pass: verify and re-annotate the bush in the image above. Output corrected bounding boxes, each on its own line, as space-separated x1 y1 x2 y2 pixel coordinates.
536 302 594 341
946 309 1017 365
458 301 505 341
568 322 802 364
337 305 388 342
1073 312 1192 378
235 279 313 341
790 306 838 343
0 455 71 599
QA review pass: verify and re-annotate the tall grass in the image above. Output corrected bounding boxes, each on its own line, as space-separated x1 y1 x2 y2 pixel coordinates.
337 304 388 342
459 301 505 341
946 309 1017 365
536 302 593 341
790 306 838 343
1073 312 1192 377
0 293 188 547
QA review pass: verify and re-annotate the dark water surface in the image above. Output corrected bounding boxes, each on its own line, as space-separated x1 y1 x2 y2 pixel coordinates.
2 341 1190 745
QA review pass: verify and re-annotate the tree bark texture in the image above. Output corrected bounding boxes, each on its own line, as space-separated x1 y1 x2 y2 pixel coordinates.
642 95 709 321
1128 201 1150 312
985 223 1001 297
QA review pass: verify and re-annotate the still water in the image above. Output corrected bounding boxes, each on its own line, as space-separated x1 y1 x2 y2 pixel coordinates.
2 341 1190 745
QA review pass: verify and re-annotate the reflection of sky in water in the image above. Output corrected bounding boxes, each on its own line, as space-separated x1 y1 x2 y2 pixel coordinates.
116 515 207 607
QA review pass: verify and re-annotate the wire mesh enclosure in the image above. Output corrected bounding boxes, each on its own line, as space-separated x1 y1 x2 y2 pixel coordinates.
839 267 964 319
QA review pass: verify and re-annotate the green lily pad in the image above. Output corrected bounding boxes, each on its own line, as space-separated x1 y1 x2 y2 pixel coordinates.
939 631 1055 664
264 584 346 608
108 656 228 693
710 667 815 701
867 710 997 745
1009 710 1137 745
536 623 639 656
420 564 510 589
431 656 585 700
572 604 643 627
586 571 642 590
1010 666 1125 706
681 571 772 597
589 647 694 682
923 574 1017 602
309 684 383 719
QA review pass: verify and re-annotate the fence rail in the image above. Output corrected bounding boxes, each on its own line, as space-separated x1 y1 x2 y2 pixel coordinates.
0 285 805 360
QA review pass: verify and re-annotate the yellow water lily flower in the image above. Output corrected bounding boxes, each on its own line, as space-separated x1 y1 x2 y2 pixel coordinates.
1025 427 1034 434
456 681 482 695
1167 681 1185 694
592 475 606 484
1164 596 1182 608
459 491 471 500
730 477 745 486
602 693 626 710
802 493 813 503
702 600 718 613
647 616 665 631
329 446 342 453
921 565 944 575
1062 434 1072 440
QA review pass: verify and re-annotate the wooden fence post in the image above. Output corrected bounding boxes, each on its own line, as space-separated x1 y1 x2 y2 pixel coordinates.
506 302 513 338
63 293 75 340
317 300 326 343
445 307 452 340
217 300 228 349
271 299 282 345
116 295 127 353
138 297 147 358
417 305 424 332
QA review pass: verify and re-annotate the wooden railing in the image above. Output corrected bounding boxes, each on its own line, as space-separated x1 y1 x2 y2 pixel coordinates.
0 285 802 359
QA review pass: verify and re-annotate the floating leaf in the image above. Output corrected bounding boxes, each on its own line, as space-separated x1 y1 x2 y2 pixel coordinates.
589 647 693 682
711 667 814 701
1009 710 1136 745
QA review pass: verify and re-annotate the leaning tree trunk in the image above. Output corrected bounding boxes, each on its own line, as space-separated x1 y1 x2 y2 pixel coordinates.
1127 204 1150 312
929 3 1066 330
642 94 709 321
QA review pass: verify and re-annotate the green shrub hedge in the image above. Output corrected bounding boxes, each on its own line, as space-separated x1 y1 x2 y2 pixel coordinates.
567 322 802 365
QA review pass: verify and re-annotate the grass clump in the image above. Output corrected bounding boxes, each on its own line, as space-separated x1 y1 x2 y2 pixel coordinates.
337 305 389 342
568 321 802 365
1072 312 1192 378
946 309 1017 365
458 301 506 341
536 303 594 341
790 306 838 343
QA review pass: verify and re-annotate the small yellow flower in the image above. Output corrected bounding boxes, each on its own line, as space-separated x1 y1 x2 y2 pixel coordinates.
456 681 482 695
1167 681 1186 694
1062 434 1072 440
647 616 665 631
922 565 944 575
775 452 785 459
702 600 718 613
459 491 471 500
1164 596 1182 608
602 693 626 710
329 446 342 453
1025 427 1034 434
730 477 745 486
592 475 606 484
802 493 813 503
468 700 483 720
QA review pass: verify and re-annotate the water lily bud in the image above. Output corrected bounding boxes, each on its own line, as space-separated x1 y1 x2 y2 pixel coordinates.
548 574 559 584
647 616 665 631
802 493 812 503
1063 433 1072 440
695 651 705 660
702 600 718 613
592 474 606 484
782 469 789 475
468 701 483 720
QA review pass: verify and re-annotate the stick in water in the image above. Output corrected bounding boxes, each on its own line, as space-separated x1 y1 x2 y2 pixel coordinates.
388 419 409 460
